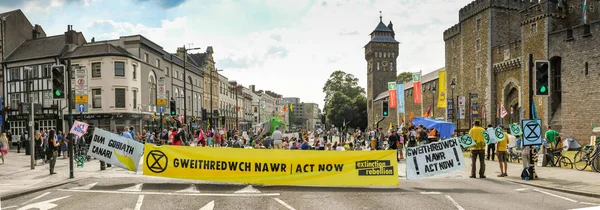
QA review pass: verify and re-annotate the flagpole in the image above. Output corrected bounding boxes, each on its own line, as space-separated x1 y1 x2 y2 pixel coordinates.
420 70 424 117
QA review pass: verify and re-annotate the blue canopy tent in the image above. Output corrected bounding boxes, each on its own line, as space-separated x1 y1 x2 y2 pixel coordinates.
411 117 455 139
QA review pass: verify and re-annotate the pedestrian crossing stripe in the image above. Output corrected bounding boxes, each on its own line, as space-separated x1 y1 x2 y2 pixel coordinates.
64 183 265 195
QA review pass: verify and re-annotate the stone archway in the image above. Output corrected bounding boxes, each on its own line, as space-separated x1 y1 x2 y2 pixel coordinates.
501 80 521 125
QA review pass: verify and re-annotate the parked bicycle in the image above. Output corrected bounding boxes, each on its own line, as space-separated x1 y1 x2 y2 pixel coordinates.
573 144 600 172
543 148 573 169
507 146 521 163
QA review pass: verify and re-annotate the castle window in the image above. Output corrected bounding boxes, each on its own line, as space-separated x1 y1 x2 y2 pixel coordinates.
452 40 455 47
569 5 573 13
585 62 589 76
476 39 481 51
453 57 457 65
476 67 481 81
476 18 481 31
591 3 595 12
531 23 537 33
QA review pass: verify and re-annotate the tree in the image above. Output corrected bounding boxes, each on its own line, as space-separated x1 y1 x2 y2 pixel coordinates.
397 72 413 83
322 71 367 130
323 71 365 106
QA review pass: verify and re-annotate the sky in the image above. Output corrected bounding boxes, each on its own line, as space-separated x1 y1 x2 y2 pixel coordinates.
0 0 471 108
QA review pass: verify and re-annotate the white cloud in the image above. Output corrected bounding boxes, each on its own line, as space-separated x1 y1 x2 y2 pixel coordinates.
7 0 472 109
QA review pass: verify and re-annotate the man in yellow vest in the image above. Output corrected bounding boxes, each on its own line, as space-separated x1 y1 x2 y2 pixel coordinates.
469 121 487 178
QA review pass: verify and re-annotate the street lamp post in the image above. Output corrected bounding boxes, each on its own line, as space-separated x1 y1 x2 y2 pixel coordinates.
182 46 201 129
431 86 436 118
450 79 456 131
209 69 223 129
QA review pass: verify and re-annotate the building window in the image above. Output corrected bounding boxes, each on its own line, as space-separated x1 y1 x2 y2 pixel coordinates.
453 57 457 65
149 75 156 105
91 62 101 78
476 18 481 31
42 64 51 77
10 93 20 109
43 90 52 108
92 89 102 108
476 39 481 51
9 68 19 81
165 67 170 77
132 64 137 79
155 59 160 68
133 89 137 109
114 62 125 77
115 88 126 108
452 40 455 48
143 53 148 63
531 23 537 33
175 70 179 79
585 62 589 76
476 67 481 81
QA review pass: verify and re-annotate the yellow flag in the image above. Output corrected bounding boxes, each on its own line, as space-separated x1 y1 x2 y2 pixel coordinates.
389 122 393 130
437 70 447 108
290 104 293 112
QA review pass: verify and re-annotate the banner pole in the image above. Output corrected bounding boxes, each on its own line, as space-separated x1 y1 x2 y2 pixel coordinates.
420 70 424 117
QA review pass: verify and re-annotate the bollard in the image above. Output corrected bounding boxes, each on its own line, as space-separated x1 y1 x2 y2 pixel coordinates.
100 160 106 170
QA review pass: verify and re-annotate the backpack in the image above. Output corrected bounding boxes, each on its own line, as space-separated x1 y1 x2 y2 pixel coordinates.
521 166 536 180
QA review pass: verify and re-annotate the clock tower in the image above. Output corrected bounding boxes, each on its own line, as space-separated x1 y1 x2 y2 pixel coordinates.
365 13 399 128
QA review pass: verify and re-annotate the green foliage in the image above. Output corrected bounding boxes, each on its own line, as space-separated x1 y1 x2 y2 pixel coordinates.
323 71 367 129
396 72 413 83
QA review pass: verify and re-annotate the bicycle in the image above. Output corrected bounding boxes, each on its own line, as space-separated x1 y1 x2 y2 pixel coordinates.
507 146 521 163
544 148 573 169
573 144 600 172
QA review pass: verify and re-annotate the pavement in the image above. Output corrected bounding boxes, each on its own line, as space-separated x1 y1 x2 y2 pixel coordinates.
1 147 600 209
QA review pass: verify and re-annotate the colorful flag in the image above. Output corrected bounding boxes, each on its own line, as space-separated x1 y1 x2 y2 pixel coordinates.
389 122 393 130
413 72 422 104
437 70 447 108
396 83 405 113
500 104 508 118
388 82 397 109
481 104 485 119
290 103 293 112
424 106 431 118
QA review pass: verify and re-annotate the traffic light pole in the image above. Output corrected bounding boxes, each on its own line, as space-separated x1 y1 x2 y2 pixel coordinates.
528 53 536 177
67 59 74 179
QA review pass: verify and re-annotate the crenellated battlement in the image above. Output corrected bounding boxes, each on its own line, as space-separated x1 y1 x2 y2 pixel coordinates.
443 24 461 41
459 0 539 22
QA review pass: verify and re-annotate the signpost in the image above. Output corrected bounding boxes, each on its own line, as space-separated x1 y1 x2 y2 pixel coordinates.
522 119 542 146
157 77 166 132
74 67 88 114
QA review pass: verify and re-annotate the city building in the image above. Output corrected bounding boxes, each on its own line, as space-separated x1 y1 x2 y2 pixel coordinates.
295 102 320 130
365 14 399 129
442 0 600 143
218 73 235 129
189 47 218 128
2 25 84 135
240 85 254 131
0 9 47 135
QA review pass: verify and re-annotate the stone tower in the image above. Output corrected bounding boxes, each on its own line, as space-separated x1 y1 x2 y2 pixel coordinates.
365 13 399 129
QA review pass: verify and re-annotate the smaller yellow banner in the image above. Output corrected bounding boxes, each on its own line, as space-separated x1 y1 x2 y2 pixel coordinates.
437 70 447 108
75 95 88 104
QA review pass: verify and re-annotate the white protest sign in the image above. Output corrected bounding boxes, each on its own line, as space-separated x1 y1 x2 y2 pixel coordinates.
405 138 466 179
69 120 89 137
87 128 144 171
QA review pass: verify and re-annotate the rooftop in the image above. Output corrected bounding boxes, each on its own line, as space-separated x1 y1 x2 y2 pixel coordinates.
3 35 66 63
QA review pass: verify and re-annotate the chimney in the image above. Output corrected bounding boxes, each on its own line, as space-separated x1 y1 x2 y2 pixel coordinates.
176 47 185 59
91 37 95 43
65 25 75 44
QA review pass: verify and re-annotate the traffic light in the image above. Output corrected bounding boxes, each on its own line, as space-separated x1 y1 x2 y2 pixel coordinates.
382 101 389 116
202 109 207 119
535 61 550 96
51 65 66 99
170 100 176 115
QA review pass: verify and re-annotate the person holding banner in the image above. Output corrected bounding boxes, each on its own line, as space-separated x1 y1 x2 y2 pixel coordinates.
47 130 60 175
469 121 487 178
496 127 510 177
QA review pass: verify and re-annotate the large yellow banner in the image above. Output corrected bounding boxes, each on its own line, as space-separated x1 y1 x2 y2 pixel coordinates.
437 70 447 108
143 144 398 187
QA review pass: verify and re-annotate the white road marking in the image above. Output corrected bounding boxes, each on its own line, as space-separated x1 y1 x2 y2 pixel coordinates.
119 183 143 192
569 206 600 210
21 192 51 205
3 205 18 209
199 200 215 210
69 182 98 190
58 189 280 197
515 188 529 192
133 195 144 210
234 185 261 194
274 198 296 210
420 192 442 195
445 195 465 210
533 189 578 203
177 184 200 193
16 195 71 210
579 202 600 206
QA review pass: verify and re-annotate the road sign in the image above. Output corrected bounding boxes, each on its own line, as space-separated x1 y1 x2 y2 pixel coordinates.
75 95 88 104
157 99 167 106
77 103 87 113
75 66 88 104
157 106 165 113
522 119 542 146
157 77 167 100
